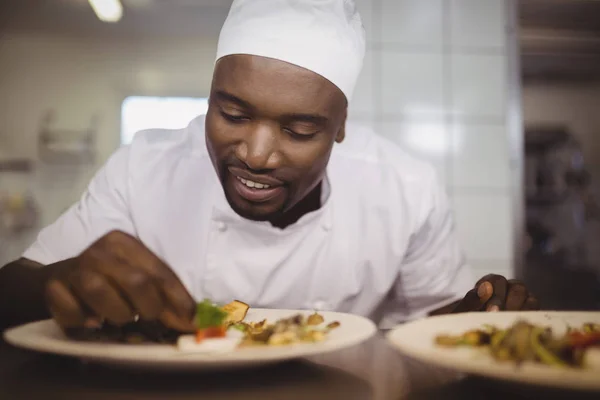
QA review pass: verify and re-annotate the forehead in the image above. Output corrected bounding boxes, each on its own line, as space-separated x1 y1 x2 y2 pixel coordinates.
211 55 346 115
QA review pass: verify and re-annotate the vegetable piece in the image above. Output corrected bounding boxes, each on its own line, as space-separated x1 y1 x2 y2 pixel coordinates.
195 326 227 343
530 327 567 367
220 300 250 326
490 329 507 349
195 299 228 329
307 313 325 326
231 323 247 332
568 332 600 349
326 321 340 330
583 323 600 334
435 335 463 347
512 322 534 363
249 327 275 343
435 330 490 347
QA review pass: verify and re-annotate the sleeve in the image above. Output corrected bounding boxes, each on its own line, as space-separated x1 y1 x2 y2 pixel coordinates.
21 145 136 265
381 171 476 327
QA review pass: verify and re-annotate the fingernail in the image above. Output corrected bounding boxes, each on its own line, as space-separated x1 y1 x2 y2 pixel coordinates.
478 282 490 298
487 305 500 312
83 318 102 329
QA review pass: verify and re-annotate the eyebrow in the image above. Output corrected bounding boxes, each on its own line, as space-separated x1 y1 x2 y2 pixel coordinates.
214 90 253 110
214 90 329 125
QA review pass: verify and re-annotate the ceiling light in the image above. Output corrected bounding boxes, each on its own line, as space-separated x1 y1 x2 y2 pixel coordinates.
88 0 123 23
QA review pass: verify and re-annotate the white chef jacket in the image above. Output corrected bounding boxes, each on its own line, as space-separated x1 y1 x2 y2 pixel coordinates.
22 115 474 328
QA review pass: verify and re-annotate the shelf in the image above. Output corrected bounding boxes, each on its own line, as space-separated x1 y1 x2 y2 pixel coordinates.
0 159 33 173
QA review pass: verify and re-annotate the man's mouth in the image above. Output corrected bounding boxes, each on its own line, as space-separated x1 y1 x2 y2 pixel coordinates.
230 172 285 203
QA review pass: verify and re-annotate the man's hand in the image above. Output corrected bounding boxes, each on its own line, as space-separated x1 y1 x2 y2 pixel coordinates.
44 230 196 333
452 274 540 313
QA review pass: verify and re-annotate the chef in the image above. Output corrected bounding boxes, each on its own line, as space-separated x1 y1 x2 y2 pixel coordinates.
0 0 538 333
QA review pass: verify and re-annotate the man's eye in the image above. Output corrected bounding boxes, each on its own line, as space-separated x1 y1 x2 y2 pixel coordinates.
221 111 249 123
284 128 318 140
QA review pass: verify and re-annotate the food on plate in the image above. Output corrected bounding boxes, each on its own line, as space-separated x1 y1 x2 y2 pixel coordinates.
65 298 341 350
435 320 600 369
64 320 182 344
194 299 230 342
177 305 341 351
233 312 341 346
221 300 250 326
64 299 244 345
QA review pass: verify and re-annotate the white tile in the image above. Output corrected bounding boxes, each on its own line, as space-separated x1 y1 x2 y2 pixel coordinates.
470 259 515 280
348 50 375 119
451 192 513 260
347 118 377 135
450 54 506 118
381 52 445 117
450 0 506 48
451 124 510 188
355 0 376 43
380 121 448 184
381 0 444 47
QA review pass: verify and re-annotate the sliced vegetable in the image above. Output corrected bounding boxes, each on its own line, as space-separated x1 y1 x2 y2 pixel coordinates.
195 326 228 343
530 327 567 367
568 332 600 349
221 300 250 326
326 321 341 330
435 320 600 369
307 312 325 326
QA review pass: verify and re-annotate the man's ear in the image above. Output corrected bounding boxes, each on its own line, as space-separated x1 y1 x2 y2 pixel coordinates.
335 108 347 143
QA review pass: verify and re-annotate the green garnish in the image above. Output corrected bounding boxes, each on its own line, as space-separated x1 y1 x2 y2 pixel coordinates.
195 299 228 329
231 323 247 332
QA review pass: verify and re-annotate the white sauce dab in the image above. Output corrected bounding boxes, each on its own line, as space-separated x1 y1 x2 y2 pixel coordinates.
584 347 600 369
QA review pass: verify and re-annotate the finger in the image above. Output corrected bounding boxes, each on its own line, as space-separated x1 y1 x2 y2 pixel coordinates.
477 281 493 303
66 263 135 325
99 231 195 320
484 296 503 312
87 250 164 321
452 288 486 313
45 279 88 329
476 274 508 305
504 280 528 311
159 308 197 333
522 295 540 310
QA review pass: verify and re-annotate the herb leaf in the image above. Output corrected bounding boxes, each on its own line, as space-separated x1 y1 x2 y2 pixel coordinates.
195 299 228 329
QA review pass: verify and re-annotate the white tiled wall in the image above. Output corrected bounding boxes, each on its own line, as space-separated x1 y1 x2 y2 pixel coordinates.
353 0 517 279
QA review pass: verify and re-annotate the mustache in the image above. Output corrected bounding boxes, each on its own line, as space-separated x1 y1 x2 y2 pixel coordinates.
223 156 290 182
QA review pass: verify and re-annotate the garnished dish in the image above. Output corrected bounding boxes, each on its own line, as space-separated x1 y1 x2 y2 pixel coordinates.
177 299 341 352
65 299 341 353
435 320 600 369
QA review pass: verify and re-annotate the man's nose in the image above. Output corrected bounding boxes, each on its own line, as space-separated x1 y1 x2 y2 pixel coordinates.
235 123 281 170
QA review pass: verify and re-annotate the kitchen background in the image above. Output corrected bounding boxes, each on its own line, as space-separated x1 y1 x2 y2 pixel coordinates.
0 0 599 308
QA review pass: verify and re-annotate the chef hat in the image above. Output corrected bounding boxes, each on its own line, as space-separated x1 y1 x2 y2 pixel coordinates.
216 0 366 102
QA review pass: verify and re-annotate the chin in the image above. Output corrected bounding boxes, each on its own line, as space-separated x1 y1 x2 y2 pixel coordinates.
224 191 283 222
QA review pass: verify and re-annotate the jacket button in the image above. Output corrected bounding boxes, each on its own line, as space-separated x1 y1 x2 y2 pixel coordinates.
314 300 328 311
217 222 227 232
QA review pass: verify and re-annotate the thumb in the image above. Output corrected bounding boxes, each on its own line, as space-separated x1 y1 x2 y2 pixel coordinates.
452 288 486 313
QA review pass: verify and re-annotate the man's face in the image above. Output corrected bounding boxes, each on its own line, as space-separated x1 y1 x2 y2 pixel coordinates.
205 55 347 222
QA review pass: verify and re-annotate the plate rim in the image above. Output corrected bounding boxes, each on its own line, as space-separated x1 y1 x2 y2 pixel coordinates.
4 308 378 369
385 311 600 392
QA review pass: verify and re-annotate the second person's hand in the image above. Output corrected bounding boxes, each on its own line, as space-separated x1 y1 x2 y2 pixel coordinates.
452 274 540 313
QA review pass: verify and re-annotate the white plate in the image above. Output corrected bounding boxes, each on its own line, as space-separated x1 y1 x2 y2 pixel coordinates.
4 308 377 371
386 311 600 391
